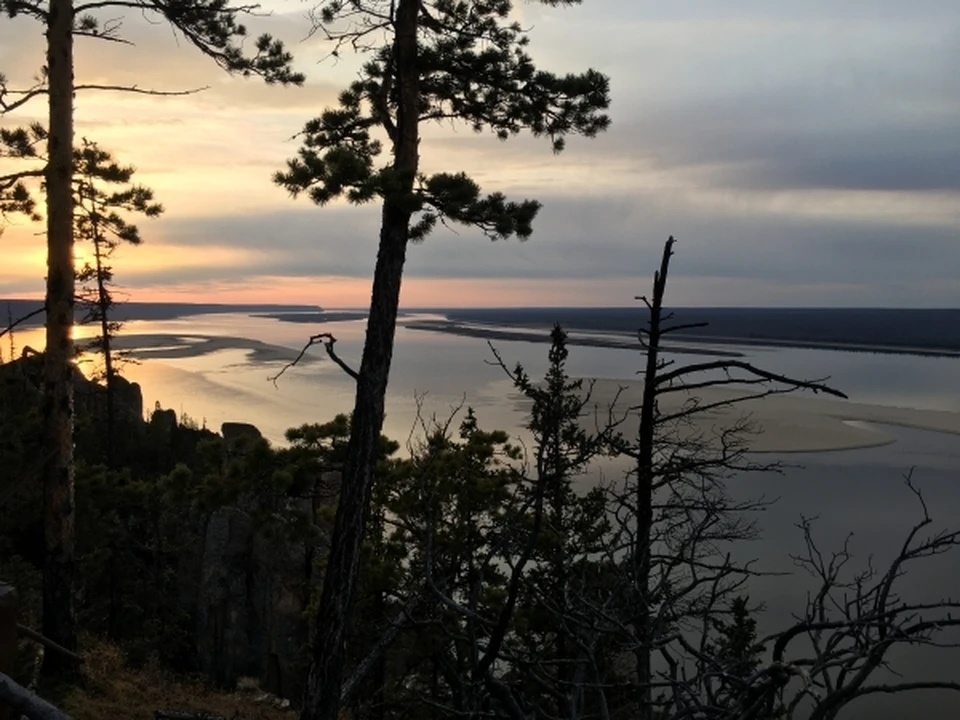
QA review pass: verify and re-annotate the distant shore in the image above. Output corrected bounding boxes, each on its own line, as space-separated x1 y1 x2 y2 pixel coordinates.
253 311 367 324
440 307 960 358
404 320 745 358
407 319 960 359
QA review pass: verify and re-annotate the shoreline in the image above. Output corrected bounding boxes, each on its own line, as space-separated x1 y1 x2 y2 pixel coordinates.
405 319 960 359
404 320 745 358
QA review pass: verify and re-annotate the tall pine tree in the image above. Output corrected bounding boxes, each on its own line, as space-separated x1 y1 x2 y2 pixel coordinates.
274 3 610 716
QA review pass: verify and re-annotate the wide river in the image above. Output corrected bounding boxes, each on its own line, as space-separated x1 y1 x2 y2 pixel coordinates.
13 312 960 718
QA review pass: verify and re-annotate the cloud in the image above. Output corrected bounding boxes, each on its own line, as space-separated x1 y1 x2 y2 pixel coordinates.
2 0 959 306
128 186 960 297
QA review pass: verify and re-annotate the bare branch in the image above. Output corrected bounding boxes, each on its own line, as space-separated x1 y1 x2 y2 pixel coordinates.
655 360 848 399
0 305 46 341
2 83 207 114
0 170 45 192
269 332 359 385
340 594 421 707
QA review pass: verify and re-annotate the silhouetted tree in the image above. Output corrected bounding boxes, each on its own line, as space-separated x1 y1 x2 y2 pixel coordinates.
72 138 163 467
611 238 844 719
273 3 610 715
0 0 301 668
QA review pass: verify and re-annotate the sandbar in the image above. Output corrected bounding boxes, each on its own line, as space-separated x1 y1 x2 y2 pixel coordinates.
562 378 960 454
107 334 317 365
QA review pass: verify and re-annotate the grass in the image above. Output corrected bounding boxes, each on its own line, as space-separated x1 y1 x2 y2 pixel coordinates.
46 640 295 720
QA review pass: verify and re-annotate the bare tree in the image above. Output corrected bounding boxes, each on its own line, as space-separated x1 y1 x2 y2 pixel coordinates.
607 237 845 720
762 475 960 720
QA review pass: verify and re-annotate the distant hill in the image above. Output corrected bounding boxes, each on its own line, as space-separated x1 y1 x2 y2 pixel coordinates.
1 300 322 329
439 307 960 356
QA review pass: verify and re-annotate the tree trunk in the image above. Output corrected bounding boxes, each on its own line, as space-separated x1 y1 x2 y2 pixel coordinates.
633 237 675 720
41 0 78 676
95 238 116 468
299 1 420 717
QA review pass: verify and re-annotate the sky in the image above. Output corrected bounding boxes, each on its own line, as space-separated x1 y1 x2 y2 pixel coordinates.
1 0 958 307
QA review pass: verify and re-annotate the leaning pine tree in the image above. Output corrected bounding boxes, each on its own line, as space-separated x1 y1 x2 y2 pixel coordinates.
273 1 610 717
1 0 301 671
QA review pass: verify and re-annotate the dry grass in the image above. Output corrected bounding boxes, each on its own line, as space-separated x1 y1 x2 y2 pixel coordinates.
52 640 295 720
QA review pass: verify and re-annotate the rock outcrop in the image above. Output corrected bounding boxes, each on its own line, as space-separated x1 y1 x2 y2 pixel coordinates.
221 422 263 443
196 472 341 700
197 507 257 688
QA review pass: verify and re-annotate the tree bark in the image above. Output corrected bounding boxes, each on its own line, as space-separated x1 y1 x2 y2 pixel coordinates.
41 0 78 676
299 1 420 718
633 237 675 720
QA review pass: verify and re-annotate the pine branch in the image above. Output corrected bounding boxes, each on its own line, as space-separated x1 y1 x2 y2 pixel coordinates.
74 0 151 10
0 169 45 191
74 29 135 45
0 0 46 20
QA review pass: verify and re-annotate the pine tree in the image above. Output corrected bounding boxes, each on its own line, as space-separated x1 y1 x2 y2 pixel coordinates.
273 3 610 715
73 139 163 467
0 0 301 670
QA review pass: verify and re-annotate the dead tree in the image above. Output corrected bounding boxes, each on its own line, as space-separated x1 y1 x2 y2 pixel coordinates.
608 237 846 720
764 475 960 720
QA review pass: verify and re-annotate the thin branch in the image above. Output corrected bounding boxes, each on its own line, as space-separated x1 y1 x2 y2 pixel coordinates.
340 594 421 707
851 681 960 697
74 82 209 96
0 306 45 341
270 332 359 385
2 84 207 114
655 360 848 399
0 170 45 192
